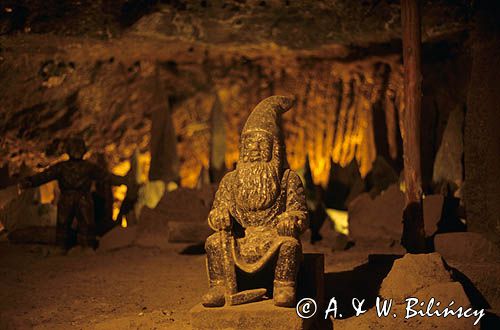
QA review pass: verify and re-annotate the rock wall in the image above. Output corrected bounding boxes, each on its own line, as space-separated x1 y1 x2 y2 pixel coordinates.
464 0 500 246
0 0 474 189
0 44 405 187
1 1 470 45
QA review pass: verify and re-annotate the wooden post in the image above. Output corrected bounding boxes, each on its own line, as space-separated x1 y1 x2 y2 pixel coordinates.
400 0 426 253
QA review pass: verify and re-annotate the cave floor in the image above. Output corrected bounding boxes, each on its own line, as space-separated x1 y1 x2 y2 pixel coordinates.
0 239 404 329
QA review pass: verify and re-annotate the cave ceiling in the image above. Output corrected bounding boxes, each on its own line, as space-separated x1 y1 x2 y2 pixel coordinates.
0 0 472 186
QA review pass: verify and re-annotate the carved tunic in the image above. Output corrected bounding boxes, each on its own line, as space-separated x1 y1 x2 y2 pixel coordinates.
209 168 308 273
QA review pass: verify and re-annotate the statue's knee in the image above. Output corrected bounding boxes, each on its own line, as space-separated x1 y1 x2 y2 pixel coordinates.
205 233 219 252
280 238 301 251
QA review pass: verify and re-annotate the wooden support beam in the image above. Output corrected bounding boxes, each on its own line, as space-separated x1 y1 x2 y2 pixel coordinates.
400 0 426 253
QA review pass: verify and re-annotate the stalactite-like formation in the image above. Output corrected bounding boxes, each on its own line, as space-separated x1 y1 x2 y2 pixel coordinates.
174 58 397 187
209 57 404 187
0 52 404 188
171 92 213 187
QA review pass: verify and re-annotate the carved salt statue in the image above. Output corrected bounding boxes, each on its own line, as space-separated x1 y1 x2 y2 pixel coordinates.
202 96 308 308
21 138 129 250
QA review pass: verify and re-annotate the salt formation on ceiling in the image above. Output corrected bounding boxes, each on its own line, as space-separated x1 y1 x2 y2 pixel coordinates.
212 56 404 186
0 51 402 187
0 0 470 187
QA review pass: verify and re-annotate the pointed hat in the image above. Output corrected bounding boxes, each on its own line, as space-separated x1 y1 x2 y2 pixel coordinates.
242 95 295 137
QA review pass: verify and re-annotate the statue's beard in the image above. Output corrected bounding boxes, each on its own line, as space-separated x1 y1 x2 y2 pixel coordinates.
235 158 281 211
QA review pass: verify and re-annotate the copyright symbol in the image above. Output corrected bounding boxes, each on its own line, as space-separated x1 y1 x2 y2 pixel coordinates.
296 298 317 319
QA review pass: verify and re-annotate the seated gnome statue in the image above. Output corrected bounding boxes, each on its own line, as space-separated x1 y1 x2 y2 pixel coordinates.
202 95 308 308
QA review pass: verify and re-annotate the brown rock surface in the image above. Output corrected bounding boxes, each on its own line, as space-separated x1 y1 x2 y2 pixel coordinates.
337 253 479 330
435 232 500 263
134 207 170 249
0 234 489 329
379 253 452 303
154 187 213 222
0 1 470 46
448 261 500 311
0 189 56 232
348 188 456 244
336 289 476 330
464 0 500 246
422 194 444 236
348 184 405 243
435 232 500 310
167 221 211 244
432 107 464 193
7 226 56 245
98 225 138 252
0 1 473 188
190 300 315 330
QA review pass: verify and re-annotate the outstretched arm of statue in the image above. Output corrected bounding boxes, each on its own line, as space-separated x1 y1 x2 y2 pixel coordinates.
91 163 129 186
276 171 308 238
207 173 233 232
20 163 61 189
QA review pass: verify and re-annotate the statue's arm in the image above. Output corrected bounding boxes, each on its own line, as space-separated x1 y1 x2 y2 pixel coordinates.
90 163 128 186
22 163 61 188
208 172 233 231
284 171 309 234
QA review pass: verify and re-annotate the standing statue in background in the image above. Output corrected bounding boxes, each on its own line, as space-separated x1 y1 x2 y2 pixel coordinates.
21 138 129 250
202 96 308 308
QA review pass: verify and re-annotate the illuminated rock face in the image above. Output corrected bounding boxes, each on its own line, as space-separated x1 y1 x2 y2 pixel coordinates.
215 58 404 186
0 0 471 188
0 52 404 188
0 1 469 46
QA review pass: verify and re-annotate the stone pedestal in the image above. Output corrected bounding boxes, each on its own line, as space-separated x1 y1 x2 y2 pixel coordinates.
190 253 324 330
297 253 325 306
190 300 313 330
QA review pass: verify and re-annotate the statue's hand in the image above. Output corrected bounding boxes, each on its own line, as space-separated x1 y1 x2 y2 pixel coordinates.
276 213 299 237
208 208 232 231
19 179 32 191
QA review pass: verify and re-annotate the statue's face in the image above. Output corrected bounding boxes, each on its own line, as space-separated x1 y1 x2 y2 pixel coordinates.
66 139 87 160
241 131 273 163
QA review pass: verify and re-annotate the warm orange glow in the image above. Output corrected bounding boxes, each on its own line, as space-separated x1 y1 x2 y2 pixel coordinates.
111 159 130 221
326 208 349 235
161 60 403 188
135 152 152 184
218 86 243 172
110 151 152 223
111 184 127 221
3 58 403 195
121 215 128 228
110 151 167 223
173 93 212 188
39 181 57 204
180 166 203 188
208 61 402 187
